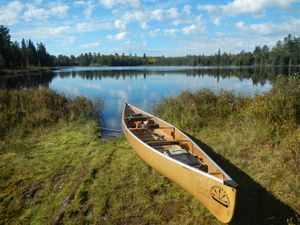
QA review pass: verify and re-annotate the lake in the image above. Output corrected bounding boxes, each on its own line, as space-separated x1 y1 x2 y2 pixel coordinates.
2 66 298 136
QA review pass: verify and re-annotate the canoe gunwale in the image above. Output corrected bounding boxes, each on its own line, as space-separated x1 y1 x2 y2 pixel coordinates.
122 103 234 185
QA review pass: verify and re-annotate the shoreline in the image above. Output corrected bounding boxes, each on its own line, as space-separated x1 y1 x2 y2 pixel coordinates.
0 67 53 76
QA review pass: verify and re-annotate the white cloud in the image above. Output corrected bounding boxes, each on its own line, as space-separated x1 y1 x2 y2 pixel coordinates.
199 0 296 17
115 19 127 29
24 3 69 21
81 41 101 48
49 3 69 18
182 24 196 35
213 17 221 26
149 28 160 37
235 21 245 29
172 19 182 26
235 19 300 36
140 21 148 29
24 4 48 21
197 4 217 13
151 8 164 20
107 31 127 41
68 36 75 43
49 26 70 35
163 28 179 37
99 0 140 8
0 1 24 25
167 7 180 19
84 1 95 18
76 21 113 32
182 5 192 15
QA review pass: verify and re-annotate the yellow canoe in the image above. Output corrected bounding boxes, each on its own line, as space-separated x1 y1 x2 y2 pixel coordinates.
122 103 238 223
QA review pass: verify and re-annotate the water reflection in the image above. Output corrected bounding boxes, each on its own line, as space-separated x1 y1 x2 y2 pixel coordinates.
1 66 299 136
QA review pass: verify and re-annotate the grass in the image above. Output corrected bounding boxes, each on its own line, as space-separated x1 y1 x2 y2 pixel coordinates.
1 76 300 225
0 119 216 225
154 75 300 224
0 67 52 76
0 88 216 225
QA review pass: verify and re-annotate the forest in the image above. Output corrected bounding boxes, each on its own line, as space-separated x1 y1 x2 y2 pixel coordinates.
0 25 300 69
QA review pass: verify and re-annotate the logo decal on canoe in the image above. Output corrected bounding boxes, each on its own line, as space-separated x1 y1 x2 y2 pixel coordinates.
210 186 230 208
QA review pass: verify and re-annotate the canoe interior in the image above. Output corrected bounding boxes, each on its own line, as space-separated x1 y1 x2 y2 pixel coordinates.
124 104 228 181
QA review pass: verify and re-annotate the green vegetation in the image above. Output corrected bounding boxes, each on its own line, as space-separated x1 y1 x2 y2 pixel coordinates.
54 34 300 67
154 75 300 224
0 88 102 139
0 26 53 69
1 76 300 224
0 88 217 225
1 24 300 70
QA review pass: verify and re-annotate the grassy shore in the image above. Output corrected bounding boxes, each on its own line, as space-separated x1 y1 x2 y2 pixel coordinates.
154 75 300 224
0 67 52 76
0 88 216 225
1 76 300 224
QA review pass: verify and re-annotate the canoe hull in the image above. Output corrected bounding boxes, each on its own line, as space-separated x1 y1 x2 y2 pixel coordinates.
122 104 237 223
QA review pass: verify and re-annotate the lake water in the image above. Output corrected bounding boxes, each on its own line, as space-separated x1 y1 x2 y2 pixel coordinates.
2 66 298 136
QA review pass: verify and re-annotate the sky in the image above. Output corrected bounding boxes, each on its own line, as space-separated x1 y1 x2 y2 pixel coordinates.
0 0 300 56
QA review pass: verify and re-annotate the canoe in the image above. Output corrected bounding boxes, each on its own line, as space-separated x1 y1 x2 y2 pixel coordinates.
122 103 238 223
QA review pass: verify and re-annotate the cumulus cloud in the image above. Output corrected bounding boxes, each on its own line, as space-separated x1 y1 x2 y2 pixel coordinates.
83 1 95 18
115 19 127 29
107 31 127 41
182 24 196 35
182 5 192 15
0 1 24 25
151 8 164 20
140 21 148 30
24 3 69 21
199 0 296 17
235 19 300 35
167 7 180 19
49 3 69 18
213 17 221 26
76 21 113 32
68 36 76 43
99 0 140 8
49 26 70 35
149 28 160 37
197 4 217 13
163 28 179 37
81 41 101 48
222 0 295 16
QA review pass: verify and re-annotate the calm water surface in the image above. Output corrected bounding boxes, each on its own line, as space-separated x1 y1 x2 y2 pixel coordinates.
2 66 293 136
51 66 274 136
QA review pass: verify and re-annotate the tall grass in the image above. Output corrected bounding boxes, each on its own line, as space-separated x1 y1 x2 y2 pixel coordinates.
154 75 300 221
0 88 103 139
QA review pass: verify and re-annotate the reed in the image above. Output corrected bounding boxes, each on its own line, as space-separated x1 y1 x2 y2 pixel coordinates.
0 88 103 139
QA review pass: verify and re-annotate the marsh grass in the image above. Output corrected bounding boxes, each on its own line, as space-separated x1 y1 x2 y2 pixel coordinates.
0 88 103 139
155 75 300 224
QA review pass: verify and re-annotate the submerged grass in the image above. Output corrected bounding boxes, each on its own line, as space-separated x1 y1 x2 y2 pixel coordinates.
155 75 300 224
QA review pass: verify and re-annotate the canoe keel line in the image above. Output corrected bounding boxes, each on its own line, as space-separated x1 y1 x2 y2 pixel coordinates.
122 103 238 223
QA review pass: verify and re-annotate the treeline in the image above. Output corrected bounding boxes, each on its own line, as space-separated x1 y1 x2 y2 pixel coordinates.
1 24 300 69
0 26 53 68
54 34 300 67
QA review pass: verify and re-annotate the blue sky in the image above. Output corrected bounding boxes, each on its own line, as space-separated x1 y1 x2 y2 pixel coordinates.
0 0 300 56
